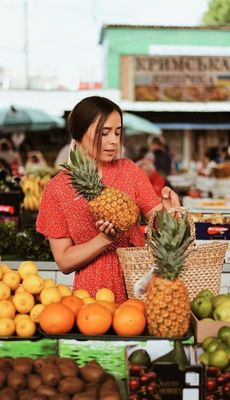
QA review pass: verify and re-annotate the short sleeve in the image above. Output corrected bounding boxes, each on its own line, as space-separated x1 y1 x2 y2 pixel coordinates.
133 163 161 215
36 183 70 239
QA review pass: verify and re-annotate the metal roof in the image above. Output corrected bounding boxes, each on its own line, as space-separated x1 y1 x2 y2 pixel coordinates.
99 24 230 43
120 101 230 113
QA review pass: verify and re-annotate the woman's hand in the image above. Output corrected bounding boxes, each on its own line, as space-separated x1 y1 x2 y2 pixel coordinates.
95 220 117 240
161 186 180 210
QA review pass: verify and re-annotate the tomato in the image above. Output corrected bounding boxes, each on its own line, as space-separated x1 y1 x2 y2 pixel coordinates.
129 394 140 400
207 367 220 377
206 378 217 392
129 364 144 377
145 371 157 381
129 377 141 392
205 395 216 400
146 381 157 394
223 382 230 398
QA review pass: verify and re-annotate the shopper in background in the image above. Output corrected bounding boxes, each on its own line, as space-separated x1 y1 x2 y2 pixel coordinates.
36 96 180 303
135 158 165 197
145 136 172 177
0 137 21 176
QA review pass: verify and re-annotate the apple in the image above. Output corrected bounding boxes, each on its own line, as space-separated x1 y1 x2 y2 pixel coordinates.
213 302 230 321
191 296 213 319
218 326 230 344
209 349 229 369
212 294 229 309
197 289 215 301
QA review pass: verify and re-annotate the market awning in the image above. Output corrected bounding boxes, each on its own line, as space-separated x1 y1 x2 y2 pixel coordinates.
157 123 230 130
121 101 230 113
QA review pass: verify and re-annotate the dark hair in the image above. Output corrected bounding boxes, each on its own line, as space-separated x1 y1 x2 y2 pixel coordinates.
67 96 123 160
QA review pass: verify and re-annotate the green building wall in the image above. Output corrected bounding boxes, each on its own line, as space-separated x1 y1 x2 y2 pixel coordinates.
100 26 230 88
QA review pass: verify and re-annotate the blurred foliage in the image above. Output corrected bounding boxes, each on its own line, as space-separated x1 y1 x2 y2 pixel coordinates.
203 0 230 25
0 220 53 261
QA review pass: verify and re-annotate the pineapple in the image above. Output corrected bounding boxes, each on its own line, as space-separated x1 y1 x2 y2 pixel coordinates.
62 147 139 231
145 210 194 337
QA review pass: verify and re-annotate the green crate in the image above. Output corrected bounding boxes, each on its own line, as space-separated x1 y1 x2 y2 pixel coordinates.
59 339 128 380
0 339 58 358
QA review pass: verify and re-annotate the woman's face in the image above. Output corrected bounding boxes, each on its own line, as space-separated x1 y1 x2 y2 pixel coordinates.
80 111 122 163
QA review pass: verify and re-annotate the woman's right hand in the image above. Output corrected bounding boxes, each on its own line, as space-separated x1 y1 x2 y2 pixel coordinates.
96 220 117 240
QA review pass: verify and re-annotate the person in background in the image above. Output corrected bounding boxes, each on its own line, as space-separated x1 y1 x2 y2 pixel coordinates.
135 158 165 197
36 96 180 303
0 138 21 176
217 145 230 163
145 136 172 177
25 151 48 173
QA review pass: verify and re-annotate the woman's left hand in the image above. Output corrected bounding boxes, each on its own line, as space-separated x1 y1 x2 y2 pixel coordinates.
161 186 180 210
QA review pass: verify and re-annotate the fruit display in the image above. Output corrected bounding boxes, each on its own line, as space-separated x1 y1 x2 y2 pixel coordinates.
20 173 51 211
62 147 139 231
198 326 230 370
145 210 193 337
191 290 230 321
205 367 230 400
0 356 122 399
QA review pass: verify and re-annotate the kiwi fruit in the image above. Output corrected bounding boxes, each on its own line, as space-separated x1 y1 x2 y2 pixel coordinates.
73 393 98 400
27 374 43 390
36 384 58 397
18 389 34 400
7 370 26 391
0 371 6 389
49 395 71 400
30 395 47 400
58 377 85 395
40 363 62 386
56 358 79 377
0 357 13 369
13 357 33 375
33 358 49 373
79 362 105 384
0 387 17 400
99 393 121 400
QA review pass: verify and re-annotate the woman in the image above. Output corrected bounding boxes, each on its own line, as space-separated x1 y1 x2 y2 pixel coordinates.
36 96 180 303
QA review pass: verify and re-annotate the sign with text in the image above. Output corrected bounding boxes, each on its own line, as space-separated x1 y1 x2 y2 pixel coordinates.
121 55 230 101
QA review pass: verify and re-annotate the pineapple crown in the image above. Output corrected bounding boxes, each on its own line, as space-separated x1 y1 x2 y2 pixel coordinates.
147 210 194 280
61 147 105 200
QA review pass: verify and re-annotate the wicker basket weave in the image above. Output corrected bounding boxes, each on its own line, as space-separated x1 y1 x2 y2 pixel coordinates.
117 207 228 301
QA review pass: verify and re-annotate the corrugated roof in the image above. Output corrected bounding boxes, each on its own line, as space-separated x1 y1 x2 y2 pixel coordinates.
120 101 230 113
99 24 230 43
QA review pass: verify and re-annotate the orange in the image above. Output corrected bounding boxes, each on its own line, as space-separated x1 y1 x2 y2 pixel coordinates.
77 303 112 335
12 292 35 313
22 273 44 294
30 303 45 323
120 298 146 313
57 284 72 297
43 278 56 288
96 300 118 315
0 282 11 300
113 305 146 336
0 300 16 319
61 295 84 317
40 286 62 305
95 288 115 303
39 302 75 334
14 314 31 324
18 261 38 279
0 318 15 336
83 297 96 304
2 271 21 290
73 289 90 300
15 317 36 337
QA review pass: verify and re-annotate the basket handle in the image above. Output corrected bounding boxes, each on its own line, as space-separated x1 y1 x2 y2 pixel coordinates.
146 206 196 246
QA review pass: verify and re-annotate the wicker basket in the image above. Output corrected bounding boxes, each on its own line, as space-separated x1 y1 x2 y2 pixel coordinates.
117 207 228 301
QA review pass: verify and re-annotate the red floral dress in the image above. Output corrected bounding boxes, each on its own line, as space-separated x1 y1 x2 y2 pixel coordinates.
36 158 160 303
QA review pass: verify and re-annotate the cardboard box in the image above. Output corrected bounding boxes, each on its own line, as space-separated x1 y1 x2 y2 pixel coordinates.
191 311 230 343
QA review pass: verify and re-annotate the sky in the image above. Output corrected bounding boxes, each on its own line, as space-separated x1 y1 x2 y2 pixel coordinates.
0 0 210 89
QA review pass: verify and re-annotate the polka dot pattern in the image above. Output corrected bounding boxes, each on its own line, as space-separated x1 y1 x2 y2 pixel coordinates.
36 158 160 303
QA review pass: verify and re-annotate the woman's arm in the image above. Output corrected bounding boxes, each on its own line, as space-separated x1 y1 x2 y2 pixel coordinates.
49 221 116 274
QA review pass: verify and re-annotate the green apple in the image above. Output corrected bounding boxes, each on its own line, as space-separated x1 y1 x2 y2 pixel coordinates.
198 352 209 365
218 326 230 344
213 302 230 321
202 336 218 351
206 338 221 353
196 289 215 301
212 294 229 309
209 349 230 368
191 296 213 319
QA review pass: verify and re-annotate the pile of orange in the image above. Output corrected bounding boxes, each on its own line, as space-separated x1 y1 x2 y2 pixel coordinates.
39 287 146 337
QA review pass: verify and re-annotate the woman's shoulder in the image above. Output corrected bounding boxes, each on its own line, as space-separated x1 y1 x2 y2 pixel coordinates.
43 171 69 193
115 157 136 169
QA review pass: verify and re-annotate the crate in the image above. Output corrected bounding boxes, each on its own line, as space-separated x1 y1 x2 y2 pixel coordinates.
191 311 230 343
